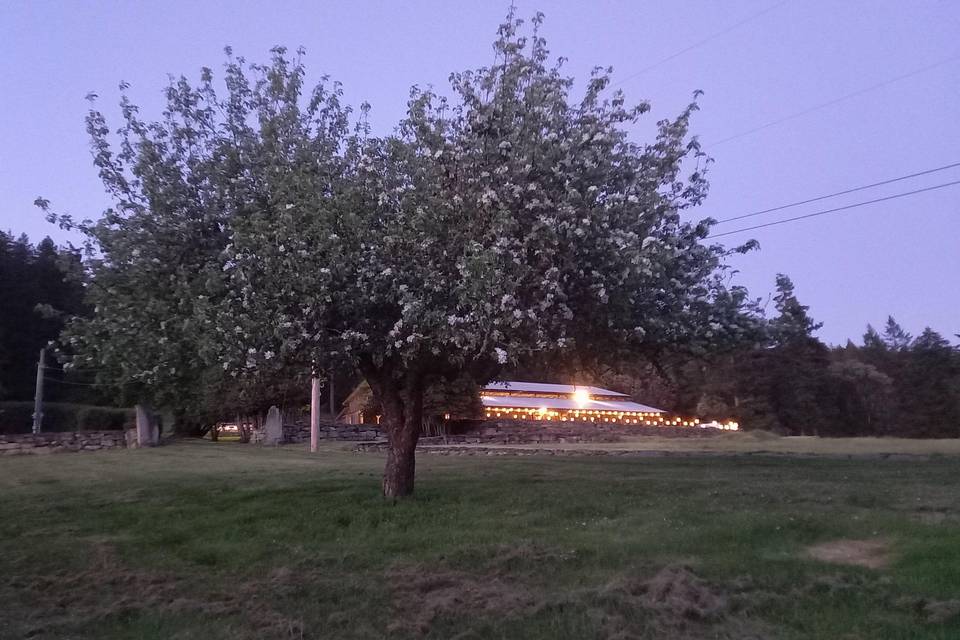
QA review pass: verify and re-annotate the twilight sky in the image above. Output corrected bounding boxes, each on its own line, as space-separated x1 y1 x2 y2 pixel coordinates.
1 0 957 344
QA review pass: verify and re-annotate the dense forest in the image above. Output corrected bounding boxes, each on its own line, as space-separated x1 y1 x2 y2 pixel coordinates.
1 232 957 437
552 276 960 438
685 281 960 438
0 232 95 403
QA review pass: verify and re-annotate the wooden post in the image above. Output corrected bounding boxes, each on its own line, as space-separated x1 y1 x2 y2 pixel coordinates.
329 373 335 420
31 348 45 434
310 376 321 452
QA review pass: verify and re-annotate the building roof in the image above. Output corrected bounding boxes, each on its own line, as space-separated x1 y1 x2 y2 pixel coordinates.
481 380 629 397
481 394 664 413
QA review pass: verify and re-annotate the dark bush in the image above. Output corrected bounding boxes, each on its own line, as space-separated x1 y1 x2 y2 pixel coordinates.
0 401 131 434
0 401 33 434
76 406 135 431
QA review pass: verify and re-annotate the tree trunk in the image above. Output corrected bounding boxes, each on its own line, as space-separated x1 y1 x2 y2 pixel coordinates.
382 411 420 498
361 358 424 499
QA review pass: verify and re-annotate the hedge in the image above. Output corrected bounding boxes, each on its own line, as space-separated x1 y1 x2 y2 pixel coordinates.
0 402 134 435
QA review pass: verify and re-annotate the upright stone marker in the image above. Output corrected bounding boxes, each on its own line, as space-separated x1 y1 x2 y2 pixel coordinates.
263 405 283 445
135 404 158 447
310 377 321 452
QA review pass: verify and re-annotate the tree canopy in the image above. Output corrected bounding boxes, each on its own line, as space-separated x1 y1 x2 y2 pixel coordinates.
45 11 765 496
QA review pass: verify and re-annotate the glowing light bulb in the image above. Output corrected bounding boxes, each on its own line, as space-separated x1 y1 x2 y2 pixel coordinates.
573 387 590 406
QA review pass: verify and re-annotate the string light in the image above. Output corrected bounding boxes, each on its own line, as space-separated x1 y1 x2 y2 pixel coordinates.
478 386 740 430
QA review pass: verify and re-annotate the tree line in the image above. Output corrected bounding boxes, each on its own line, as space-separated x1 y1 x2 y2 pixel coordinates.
679 278 960 438
0 232 92 403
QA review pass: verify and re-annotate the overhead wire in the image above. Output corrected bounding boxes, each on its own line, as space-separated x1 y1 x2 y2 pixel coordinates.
611 0 790 88
42 374 139 387
708 52 960 147
714 161 960 224
42 365 109 373
707 179 960 238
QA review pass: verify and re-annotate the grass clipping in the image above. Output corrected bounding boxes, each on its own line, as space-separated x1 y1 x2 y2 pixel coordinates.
387 551 770 639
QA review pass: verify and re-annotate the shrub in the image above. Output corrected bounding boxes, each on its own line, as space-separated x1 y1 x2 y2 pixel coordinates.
76 406 135 431
0 401 34 434
0 402 132 434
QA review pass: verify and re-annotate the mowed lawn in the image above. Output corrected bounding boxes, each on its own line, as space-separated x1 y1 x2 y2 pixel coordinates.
3 441 960 639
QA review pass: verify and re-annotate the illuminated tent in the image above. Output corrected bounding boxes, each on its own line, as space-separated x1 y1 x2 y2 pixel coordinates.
480 381 675 425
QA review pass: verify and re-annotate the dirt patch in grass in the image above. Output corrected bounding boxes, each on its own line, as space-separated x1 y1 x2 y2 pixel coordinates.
805 539 891 569
387 564 544 635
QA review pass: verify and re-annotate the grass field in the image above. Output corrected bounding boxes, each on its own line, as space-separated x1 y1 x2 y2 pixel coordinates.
3 441 960 639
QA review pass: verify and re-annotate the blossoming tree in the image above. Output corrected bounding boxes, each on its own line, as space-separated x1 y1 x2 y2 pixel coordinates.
47 13 756 497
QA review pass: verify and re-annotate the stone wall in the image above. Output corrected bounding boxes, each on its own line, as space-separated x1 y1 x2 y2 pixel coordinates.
435 420 728 444
250 420 386 444
0 430 129 455
269 419 726 446
0 419 725 454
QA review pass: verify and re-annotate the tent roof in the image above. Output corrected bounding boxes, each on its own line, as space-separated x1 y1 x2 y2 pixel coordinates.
481 380 629 397
481 394 663 414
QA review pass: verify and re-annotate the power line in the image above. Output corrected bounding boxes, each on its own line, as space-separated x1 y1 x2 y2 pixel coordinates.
43 375 138 387
43 377 105 387
709 52 960 147
707 179 960 238
715 161 960 224
610 0 790 88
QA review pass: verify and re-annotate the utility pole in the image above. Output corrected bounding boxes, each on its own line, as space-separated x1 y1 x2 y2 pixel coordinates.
310 376 321 453
32 348 45 434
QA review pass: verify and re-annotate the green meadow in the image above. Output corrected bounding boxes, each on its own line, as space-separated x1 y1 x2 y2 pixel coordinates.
2 441 960 639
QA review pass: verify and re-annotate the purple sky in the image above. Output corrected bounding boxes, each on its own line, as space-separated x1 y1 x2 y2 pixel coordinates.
1 0 957 344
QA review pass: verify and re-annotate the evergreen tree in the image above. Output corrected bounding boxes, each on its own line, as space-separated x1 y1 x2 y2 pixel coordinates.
862 324 885 351
882 316 913 351
900 328 960 437
732 275 832 435
768 274 822 346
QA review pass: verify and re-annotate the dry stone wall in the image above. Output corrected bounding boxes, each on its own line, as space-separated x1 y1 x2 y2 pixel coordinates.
0 431 128 455
273 419 725 447
281 421 385 443
0 418 724 455
439 420 728 444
